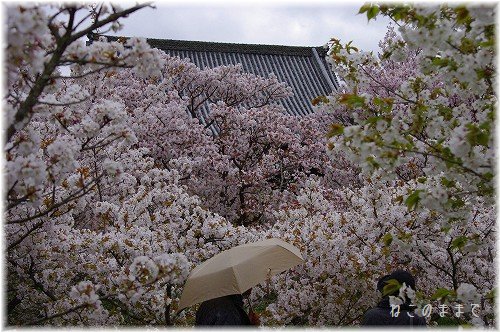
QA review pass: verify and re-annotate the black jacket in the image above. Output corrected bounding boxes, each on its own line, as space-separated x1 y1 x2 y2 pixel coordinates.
362 297 427 327
195 294 252 326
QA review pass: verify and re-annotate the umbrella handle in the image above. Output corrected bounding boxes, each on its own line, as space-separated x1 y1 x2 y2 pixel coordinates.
247 296 254 312
173 307 184 317
247 295 261 326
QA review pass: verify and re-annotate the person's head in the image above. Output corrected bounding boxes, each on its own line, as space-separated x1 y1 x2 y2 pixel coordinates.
377 270 416 296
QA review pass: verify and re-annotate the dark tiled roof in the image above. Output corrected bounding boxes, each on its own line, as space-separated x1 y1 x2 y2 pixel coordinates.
93 34 338 119
147 37 322 57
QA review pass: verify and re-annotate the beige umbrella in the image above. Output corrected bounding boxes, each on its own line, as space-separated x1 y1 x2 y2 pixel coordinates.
177 238 304 313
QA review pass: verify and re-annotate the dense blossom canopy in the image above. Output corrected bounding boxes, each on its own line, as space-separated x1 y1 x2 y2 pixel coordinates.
5 3 495 328
321 4 495 327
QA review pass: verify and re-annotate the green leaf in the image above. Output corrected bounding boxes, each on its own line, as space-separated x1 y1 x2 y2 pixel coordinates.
431 57 450 67
479 39 495 48
450 197 465 209
460 37 476 53
382 279 401 297
455 6 471 25
416 177 427 184
485 288 496 301
450 236 468 250
338 93 366 108
397 231 412 241
483 172 494 181
372 97 384 106
435 316 462 326
382 233 393 246
466 124 489 147
327 123 344 138
431 287 453 300
345 41 359 53
405 190 423 211
441 225 451 233
367 116 382 124
358 3 371 14
391 7 410 22
437 105 453 121
381 50 393 60
366 155 380 168
440 177 455 188
367 5 380 21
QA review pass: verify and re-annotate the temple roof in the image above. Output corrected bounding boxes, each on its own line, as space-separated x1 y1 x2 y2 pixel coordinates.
95 35 339 119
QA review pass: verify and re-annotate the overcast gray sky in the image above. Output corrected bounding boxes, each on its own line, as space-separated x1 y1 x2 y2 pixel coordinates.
109 1 391 53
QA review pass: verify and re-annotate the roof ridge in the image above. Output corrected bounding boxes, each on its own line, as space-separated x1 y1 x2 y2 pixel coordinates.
147 36 319 50
93 34 327 57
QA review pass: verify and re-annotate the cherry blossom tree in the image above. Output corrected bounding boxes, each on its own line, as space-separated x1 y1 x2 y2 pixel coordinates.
84 53 357 227
316 3 495 327
177 103 355 226
6 3 253 326
254 170 494 326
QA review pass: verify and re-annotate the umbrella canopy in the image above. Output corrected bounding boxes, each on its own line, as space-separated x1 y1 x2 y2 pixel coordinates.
177 238 304 313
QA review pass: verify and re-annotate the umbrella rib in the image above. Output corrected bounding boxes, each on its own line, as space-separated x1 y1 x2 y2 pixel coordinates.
241 241 304 261
274 244 304 260
230 265 243 293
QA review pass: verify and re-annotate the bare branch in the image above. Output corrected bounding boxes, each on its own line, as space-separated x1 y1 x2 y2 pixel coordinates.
38 95 90 107
7 3 151 142
27 303 90 325
69 3 153 44
7 173 104 225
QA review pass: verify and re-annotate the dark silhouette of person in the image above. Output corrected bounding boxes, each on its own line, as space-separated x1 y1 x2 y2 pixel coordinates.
362 270 427 326
195 289 259 326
